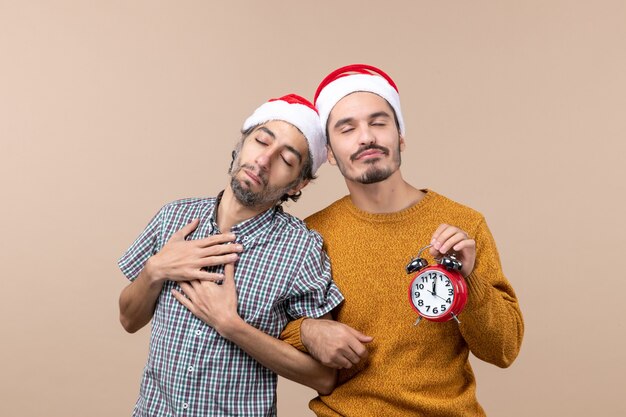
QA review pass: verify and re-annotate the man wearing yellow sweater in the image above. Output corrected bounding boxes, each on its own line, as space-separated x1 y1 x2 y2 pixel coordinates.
281 64 524 416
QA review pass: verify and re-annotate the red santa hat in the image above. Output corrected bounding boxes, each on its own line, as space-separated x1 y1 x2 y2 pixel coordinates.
314 64 405 137
243 94 326 174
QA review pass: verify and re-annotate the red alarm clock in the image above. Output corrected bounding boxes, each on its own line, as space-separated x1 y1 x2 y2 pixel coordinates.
405 245 468 325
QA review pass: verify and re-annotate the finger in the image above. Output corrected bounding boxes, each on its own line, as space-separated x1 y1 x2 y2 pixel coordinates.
347 326 374 343
332 354 356 369
196 233 237 248
438 231 468 254
432 225 459 249
188 280 205 295
191 270 225 282
340 347 362 366
197 253 240 268
430 224 450 245
199 243 244 258
452 238 475 253
433 224 468 251
221 263 237 293
172 289 195 312
224 263 235 279
170 219 200 241
178 281 196 300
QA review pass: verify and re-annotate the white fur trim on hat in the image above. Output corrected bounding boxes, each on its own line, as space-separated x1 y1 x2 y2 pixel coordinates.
315 73 405 137
243 99 326 174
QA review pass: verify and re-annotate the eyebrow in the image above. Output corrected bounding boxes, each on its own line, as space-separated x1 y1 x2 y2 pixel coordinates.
369 111 392 120
257 126 303 164
332 111 393 129
258 126 276 139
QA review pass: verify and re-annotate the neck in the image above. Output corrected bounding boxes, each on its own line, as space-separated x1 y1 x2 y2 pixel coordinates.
217 186 274 232
344 170 425 214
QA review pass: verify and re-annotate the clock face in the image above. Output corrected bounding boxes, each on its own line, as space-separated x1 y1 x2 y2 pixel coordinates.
410 270 455 318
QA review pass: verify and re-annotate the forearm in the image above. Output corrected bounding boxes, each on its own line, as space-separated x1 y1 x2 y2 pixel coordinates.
219 319 336 394
119 260 164 333
459 272 524 367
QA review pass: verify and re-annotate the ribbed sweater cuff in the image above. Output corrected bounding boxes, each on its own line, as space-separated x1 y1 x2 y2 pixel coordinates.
279 317 308 352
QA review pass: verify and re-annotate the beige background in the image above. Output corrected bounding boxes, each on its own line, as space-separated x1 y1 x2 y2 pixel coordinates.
1 1 625 416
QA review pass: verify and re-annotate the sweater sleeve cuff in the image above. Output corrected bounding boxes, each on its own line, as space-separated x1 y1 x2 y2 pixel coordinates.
279 317 308 352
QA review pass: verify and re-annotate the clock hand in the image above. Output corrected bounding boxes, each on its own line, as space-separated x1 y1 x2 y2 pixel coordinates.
432 275 437 296
426 289 447 302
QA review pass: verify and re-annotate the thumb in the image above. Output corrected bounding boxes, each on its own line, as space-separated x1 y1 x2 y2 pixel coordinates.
171 218 200 241
223 263 236 286
347 326 373 343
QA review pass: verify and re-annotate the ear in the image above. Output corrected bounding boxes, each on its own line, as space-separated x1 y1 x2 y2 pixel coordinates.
399 134 406 152
287 178 310 196
326 144 337 166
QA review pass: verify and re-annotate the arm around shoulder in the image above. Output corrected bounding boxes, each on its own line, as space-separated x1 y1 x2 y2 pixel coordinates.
220 318 337 394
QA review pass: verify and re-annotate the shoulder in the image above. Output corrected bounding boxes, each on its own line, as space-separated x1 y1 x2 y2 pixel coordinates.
425 189 486 230
304 196 351 231
158 197 215 220
273 209 324 247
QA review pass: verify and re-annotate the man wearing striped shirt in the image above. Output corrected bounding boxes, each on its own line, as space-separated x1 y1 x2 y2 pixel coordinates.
118 94 343 416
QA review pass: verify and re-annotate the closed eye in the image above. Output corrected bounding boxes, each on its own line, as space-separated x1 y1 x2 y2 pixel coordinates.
281 155 294 167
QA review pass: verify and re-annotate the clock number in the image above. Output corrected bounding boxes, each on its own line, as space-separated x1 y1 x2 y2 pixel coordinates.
418 300 424 306
448 289 454 296
418 283 425 290
445 281 451 287
421 276 428 283
414 291 421 298
433 307 439 314
446 298 451 303
441 305 447 312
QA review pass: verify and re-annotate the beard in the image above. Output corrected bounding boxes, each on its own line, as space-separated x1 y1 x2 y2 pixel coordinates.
229 159 298 208
335 142 402 185
357 164 395 184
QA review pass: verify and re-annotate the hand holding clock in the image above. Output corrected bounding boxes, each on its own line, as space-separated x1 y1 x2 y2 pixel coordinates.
429 224 476 278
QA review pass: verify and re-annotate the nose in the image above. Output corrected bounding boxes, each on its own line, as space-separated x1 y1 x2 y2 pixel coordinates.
357 124 376 146
255 149 273 171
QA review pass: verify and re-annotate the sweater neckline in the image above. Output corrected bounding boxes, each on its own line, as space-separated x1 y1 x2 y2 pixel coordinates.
341 189 436 223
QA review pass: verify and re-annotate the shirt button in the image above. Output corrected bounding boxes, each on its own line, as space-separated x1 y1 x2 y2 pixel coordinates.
187 366 194 372
182 402 189 409
194 330 202 336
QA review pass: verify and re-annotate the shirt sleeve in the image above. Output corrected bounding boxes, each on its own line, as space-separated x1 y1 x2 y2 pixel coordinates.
117 206 165 281
283 231 344 320
458 217 524 368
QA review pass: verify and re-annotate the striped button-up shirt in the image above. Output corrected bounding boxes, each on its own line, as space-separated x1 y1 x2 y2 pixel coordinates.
119 195 343 416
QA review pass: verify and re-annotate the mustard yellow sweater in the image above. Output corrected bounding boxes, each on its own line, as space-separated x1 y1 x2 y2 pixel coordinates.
282 190 523 417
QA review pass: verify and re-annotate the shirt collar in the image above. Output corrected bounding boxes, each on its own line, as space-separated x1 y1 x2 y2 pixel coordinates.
207 190 279 244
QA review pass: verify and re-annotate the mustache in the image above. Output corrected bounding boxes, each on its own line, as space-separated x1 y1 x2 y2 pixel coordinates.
350 144 390 161
239 163 268 185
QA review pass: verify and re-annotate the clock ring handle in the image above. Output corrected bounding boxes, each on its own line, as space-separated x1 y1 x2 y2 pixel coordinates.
417 244 463 271
416 244 433 258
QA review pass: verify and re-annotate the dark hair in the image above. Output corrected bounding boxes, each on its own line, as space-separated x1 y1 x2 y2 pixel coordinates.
230 125 317 204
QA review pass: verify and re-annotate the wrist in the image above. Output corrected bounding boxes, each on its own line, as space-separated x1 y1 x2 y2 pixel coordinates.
215 314 245 340
144 256 166 285
300 318 313 350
